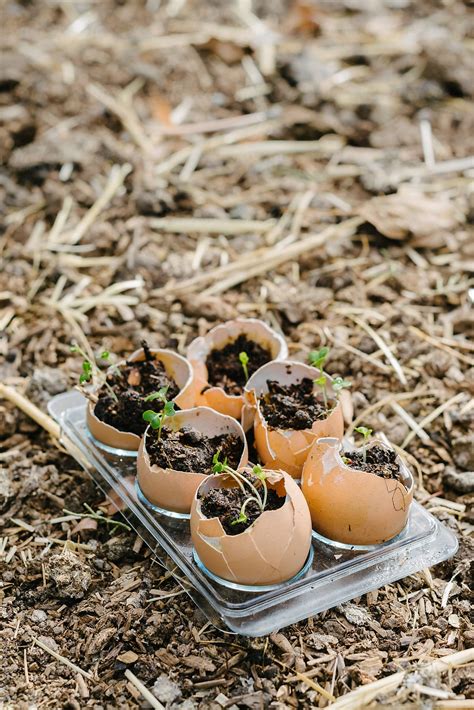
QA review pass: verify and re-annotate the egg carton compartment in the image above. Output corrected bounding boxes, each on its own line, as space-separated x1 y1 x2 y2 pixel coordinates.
49 391 458 637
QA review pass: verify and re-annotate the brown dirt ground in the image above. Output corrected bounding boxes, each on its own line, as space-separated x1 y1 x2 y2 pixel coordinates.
1 0 473 707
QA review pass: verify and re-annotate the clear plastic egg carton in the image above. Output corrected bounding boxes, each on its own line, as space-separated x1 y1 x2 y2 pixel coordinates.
49 391 458 637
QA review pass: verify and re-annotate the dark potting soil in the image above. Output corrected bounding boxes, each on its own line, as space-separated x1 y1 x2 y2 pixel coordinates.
341 445 402 481
259 378 333 430
199 473 285 535
205 334 272 396
146 427 242 474
94 342 179 436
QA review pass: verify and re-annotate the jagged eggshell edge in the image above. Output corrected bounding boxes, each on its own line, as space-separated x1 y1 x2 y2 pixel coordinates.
301 436 414 545
137 406 249 513
187 318 288 418
190 469 312 585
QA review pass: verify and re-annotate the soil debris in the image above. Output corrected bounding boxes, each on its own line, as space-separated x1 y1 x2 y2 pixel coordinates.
205 335 272 396
146 427 242 474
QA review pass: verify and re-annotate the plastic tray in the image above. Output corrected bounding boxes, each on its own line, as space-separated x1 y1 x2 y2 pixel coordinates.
49 391 458 637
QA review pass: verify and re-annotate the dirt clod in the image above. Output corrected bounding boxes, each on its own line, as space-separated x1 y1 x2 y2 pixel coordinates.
260 378 332 429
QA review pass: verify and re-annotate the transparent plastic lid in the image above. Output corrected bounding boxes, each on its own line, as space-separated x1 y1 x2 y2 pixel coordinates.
48 391 458 637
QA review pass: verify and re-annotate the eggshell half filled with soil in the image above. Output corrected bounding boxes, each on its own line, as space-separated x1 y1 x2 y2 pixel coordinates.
190 469 312 586
244 360 345 479
187 318 288 419
137 407 248 514
87 347 194 452
301 437 414 545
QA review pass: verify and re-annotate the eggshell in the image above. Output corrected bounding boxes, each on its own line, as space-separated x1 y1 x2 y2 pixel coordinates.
87 348 194 452
137 407 248 514
190 468 313 586
244 361 346 479
187 318 288 419
301 437 414 545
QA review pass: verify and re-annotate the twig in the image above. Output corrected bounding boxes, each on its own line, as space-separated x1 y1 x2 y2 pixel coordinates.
61 163 132 245
346 316 408 385
146 216 275 235
346 388 431 435
215 135 344 158
203 218 362 295
0 383 90 470
125 670 165 710
328 648 474 709
390 401 430 442
409 326 474 367
34 637 93 680
401 392 466 449
88 84 151 152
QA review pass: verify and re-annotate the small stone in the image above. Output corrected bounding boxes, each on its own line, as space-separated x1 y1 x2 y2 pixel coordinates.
31 609 47 623
47 550 92 600
340 603 372 626
152 674 182 704
443 468 474 494
117 650 138 664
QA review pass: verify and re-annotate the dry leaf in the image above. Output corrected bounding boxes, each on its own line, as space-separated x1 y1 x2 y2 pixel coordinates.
359 187 463 241
71 517 98 534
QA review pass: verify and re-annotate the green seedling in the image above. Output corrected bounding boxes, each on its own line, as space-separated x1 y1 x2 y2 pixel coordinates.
63 502 131 533
332 377 351 394
354 426 373 463
143 386 176 441
70 343 118 401
212 454 269 527
308 346 329 373
239 351 249 381
314 375 328 410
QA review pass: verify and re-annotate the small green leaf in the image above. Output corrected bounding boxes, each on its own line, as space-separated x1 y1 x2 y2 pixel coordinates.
314 375 327 388
212 450 228 474
100 350 110 360
70 344 79 353
231 511 248 526
144 386 169 402
239 351 249 381
239 351 249 367
163 401 176 417
308 347 329 370
355 426 373 440
252 464 266 481
332 376 352 392
143 410 162 429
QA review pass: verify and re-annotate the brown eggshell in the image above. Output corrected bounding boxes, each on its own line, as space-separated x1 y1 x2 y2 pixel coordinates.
87 348 194 452
137 407 248 514
301 437 414 545
190 468 312 585
187 318 288 419
244 361 346 479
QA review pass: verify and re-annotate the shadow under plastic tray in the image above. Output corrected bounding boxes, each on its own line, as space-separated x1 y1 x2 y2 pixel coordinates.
48 391 458 637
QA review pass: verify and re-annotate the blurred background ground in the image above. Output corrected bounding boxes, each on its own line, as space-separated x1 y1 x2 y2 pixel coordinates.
0 0 473 707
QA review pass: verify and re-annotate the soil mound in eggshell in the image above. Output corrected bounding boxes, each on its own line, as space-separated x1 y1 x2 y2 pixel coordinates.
342 445 402 481
94 344 179 436
146 427 243 474
199 473 285 535
260 378 334 430
205 334 272 396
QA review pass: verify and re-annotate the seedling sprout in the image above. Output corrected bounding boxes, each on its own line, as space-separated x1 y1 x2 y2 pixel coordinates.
314 375 328 410
70 343 118 402
354 426 373 463
142 386 176 441
308 347 329 373
239 351 249 381
212 452 269 527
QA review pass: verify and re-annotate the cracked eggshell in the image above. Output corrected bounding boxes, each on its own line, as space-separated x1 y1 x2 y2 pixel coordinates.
301 437 414 545
86 347 194 452
190 468 312 586
186 318 288 419
244 361 345 479
137 407 248 514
